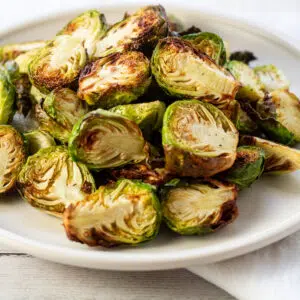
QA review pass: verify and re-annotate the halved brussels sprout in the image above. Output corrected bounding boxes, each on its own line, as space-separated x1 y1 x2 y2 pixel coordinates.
57 10 108 58
0 40 46 63
109 101 166 137
78 51 151 108
161 178 238 235
226 60 264 102
254 64 289 92
35 87 89 143
28 36 87 92
220 146 265 189
229 51 256 65
63 179 161 247
162 100 238 177
0 125 26 194
151 37 240 100
93 5 168 58
69 109 148 170
23 130 56 155
30 85 47 104
15 48 41 74
240 135 300 174
255 90 300 142
0 67 16 124
182 32 227 65
17 146 95 217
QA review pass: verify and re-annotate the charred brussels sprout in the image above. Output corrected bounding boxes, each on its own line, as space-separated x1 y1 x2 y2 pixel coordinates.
0 40 46 63
254 65 289 92
17 146 95 217
162 100 238 177
63 179 161 247
69 109 148 170
151 37 240 100
0 67 16 124
57 10 107 58
78 51 151 108
0 125 26 194
109 101 166 137
23 130 56 155
226 60 264 102
93 5 168 58
182 32 227 65
161 178 238 235
28 36 87 92
240 135 300 175
35 87 89 143
220 146 265 189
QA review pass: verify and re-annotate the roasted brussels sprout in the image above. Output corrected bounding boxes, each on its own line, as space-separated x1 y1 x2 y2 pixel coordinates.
23 130 56 155
0 125 26 194
233 101 258 134
220 146 265 189
93 5 168 58
78 51 151 108
0 67 16 124
162 100 238 177
35 88 89 143
226 60 264 102
69 109 148 170
63 179 161 247
182 32 227 65
109 100 166 137
151 37 240 100
28 36 87 92
30 85 47 104
0 40 46 63
161 178 238 235
17 146 95 216
254 64 289 92
15 48 41 74
229 51 256 65
240 135 300 175
57 10 107 58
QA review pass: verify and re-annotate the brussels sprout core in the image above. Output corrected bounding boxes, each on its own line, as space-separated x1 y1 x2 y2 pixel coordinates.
69 109 148 170
17 146 95 216
64 179 161 247
0 125 26 194
151 37 240 100
162 100 238 177
161 179 238 235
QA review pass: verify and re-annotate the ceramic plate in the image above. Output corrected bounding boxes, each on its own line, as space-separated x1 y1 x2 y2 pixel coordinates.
1 1 300 271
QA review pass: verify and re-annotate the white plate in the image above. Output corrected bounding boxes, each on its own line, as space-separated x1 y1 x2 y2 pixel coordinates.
1 2 300 271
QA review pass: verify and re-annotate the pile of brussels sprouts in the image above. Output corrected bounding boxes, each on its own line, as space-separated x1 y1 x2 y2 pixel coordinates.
1 5 300 248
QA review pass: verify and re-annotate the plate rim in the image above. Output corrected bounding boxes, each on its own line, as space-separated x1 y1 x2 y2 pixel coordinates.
1 0 300 270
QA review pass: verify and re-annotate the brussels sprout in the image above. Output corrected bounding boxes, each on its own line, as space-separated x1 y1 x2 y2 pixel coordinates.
57 10 107 58
0 67 16 124
162 100 238 177
151 37 240 100
35 88 89 143
15 48 41 74
229 51 256 65
78 51 151 108
233 101 258 134
0 40 46 63
109 101 166 137
240 135 300 174
23 130 56 155
226 60 264 102
0 125 26 194
183 32 227 65
69 109 148 170
161 178 238 235
220 146 265 189
28 36 87 92
17 146 95 217
93 5 168 58
254 65 289 92
63 179 161 247
30 85 47 104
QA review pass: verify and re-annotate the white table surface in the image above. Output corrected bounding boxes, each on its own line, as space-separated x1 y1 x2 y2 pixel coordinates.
0 1 299 299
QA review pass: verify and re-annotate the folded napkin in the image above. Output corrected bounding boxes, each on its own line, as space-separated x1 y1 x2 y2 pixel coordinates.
188 231 300 299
